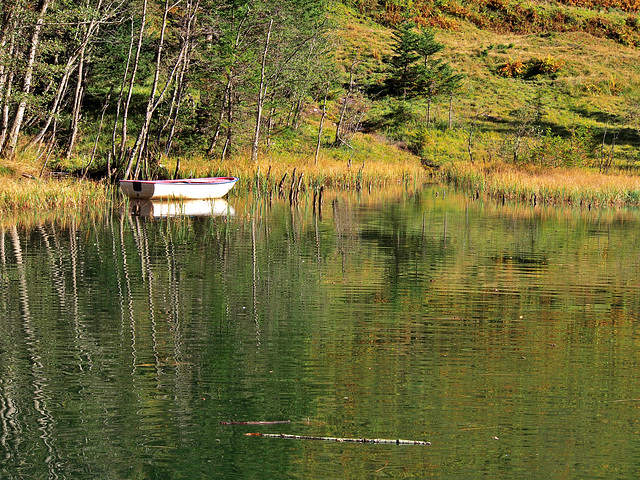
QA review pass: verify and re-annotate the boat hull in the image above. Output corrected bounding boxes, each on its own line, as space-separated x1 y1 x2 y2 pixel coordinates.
119 177 238 200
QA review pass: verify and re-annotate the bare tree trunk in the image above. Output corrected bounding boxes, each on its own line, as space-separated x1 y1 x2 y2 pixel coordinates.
83 94 109 179
221 87 233 162
335 57 356 146
292 97 304 130
28 63 76 149
65 49 85 159
30 0 106 149
251 19 273 163
111 16 135 163
207 9 249 158
4 0 51 158
169 53 191 179
121 0 148 174
315 82 329 165
166 0 198 160
0 35 15 151
0 6 17 152
128 0 187 179
266 106 275 147
207 86 227 156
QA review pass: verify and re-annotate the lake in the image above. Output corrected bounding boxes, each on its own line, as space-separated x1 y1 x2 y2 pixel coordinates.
1 185 640 479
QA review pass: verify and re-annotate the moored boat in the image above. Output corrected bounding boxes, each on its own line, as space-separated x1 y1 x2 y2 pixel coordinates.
119 176 238 200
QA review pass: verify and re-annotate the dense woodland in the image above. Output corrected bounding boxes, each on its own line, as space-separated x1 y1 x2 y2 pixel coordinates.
1 0 640 181
0 0 340 179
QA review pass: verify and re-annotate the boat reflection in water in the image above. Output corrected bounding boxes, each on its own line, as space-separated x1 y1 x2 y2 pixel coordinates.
128 198 234 218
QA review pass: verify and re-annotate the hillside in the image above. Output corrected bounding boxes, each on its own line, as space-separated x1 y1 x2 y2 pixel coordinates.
329 0 640 171
0 0 639 187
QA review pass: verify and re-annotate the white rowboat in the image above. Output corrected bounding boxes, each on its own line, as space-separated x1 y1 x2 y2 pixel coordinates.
119 177 238 200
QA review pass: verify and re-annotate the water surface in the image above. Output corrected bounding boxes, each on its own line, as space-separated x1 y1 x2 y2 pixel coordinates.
1 187 640 479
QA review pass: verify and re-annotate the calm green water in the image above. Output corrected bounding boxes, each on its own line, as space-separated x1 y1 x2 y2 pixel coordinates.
2 186 640 479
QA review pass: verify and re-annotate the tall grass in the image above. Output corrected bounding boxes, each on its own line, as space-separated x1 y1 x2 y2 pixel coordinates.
0 177 114 227
168 148 427 196
436 161 640 207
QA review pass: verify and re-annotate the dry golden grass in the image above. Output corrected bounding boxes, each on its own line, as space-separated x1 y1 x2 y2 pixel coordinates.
168 147 427 192
439 161 640 206
0 176 113 227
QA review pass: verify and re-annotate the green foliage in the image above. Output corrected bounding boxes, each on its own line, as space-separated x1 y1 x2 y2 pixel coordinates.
383 22 463 100
525 127 593 168
479 43 515 57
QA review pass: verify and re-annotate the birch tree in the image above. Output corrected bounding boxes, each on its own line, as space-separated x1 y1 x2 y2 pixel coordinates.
250 18 272 163
2 0 51 158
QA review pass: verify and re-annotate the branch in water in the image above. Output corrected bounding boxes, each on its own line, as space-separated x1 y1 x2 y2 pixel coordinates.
221 420 291 425
245 433 431 445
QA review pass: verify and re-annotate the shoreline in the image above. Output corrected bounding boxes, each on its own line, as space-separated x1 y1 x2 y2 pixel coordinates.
4 157 640 228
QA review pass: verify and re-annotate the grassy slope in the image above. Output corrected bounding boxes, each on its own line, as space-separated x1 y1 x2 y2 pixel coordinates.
325 1 640 205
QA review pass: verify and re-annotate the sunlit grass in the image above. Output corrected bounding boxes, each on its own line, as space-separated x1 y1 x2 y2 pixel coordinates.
437 161 640 206
166 143 427 195
0 176 114 227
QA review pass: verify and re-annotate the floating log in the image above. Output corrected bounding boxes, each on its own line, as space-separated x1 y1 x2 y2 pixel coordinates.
245 433 430 445
221 420 291 425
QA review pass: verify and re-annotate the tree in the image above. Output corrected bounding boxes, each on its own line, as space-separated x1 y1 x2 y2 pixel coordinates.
2 0 51 158
385 22 421 100
384 22 463 126
416 60 464 126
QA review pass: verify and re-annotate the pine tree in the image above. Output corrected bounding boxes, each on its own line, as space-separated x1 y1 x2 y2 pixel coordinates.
385 22 463 122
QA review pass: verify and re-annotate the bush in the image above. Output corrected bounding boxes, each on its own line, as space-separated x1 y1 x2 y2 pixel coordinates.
524 127 592 168
496 56 564 79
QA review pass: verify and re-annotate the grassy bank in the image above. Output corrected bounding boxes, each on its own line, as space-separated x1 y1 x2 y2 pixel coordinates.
169 148 426 194
5 152 640 230
0 139 426 227
0 176 114 228
435 161 640 207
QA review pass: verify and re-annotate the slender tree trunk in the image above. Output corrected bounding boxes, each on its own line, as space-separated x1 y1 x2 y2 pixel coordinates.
207 9 249 157
251 19 273 163
266 106 275 147
29 63 76 148
121 0 148 174
111 16 135 163
221 87 233 162
4 0 50 158
292 97 304 130
335 57 356 146
0 35 15 151
166 0 197 160
315 83 329 165
84 94 109 179
30 0 104 149
207 81 228 156
65 48 85 158
129 0 186 179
